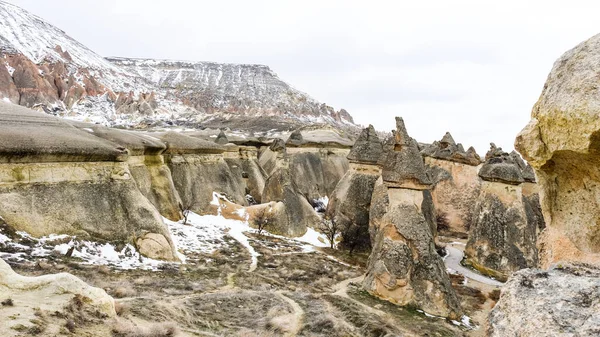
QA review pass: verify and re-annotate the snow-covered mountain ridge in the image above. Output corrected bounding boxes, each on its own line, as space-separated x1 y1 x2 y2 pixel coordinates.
0 1 355 131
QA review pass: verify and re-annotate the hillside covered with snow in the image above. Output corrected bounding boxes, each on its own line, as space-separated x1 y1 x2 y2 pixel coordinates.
0 1 355 131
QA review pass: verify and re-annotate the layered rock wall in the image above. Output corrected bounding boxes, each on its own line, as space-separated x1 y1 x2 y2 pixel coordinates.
0 102 177 260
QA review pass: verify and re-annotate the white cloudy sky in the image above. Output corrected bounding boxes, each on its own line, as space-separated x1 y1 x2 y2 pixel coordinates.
6 0 600 153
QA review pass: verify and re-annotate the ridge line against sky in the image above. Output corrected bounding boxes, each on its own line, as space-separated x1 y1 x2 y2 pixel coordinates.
4 0 600 154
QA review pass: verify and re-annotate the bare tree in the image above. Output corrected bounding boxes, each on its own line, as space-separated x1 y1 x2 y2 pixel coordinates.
320 216 340 249
252 208 273 236
178 202 192 225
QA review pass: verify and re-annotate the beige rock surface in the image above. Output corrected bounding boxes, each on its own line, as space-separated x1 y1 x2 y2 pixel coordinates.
0 258 115 335
515 33 600 267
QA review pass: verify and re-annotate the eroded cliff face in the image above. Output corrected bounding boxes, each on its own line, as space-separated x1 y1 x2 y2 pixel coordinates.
0 102 177 261
515 33 600 267
363 118 462 319
68 122 183 222
422 133 482 234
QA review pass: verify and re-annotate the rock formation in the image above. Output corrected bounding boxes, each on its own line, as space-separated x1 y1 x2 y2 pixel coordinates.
260 128 351 203
421 133 482 234
515 33 600 268
0 259 116 334
464 144 543 280
222 144 267 204
261 143 321 237
327 125 382 251
363 117 462 319
69 122 183 221
0 102 177 261
157 132 247 213
215 130 229 145
488 263 600 336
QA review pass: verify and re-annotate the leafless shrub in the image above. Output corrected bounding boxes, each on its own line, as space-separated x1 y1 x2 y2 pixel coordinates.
252 208 274 236
319 216 340 249
178 203 192 225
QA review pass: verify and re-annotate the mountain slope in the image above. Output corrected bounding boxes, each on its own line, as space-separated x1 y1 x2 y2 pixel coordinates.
0 1 354 131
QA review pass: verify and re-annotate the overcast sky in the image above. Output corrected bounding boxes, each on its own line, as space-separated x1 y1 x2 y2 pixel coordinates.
6 0 600 153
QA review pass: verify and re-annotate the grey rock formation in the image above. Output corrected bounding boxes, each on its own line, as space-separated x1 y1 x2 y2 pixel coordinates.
327 126 383 252
363 117 462 319
421 132 482 166
215 130 229 145
488 263 600 336
0 102 177 261
158 132 247 212
380 117 431 190
286 129 304 147
465 144 543 280
261 164 320 237
478 144 524 185
346 125 383 165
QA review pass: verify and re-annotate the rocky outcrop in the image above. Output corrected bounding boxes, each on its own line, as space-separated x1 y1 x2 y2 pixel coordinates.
259 129 351 203
158 132 247 213
488 263 600 336
0 102 177 261
222 144 267 204
421 132 481 166
327 125 382 251
261 144 320 237
69 123 183 221
515 33 600 268
215 130 229 145
465 145 542 280
422 133 482 234
363 117 461 319
0 258 116 334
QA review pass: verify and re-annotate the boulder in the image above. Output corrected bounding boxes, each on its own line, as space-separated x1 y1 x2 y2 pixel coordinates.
363 117 462 319
488 263 600 336
478 144 524 185
515 33 600 267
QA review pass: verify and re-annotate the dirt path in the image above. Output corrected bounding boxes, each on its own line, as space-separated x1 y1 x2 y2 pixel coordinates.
275 291 304 337
444 244 504 287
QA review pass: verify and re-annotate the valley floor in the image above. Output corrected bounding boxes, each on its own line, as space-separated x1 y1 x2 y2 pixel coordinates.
1 215 500 337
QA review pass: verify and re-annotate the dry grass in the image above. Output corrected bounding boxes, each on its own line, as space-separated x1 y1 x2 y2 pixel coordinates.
112 320 179 337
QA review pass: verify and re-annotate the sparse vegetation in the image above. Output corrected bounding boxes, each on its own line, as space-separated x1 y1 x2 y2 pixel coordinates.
252 208 274 236
436 212 451 232
319 216 340 249
1 298 14 306
178 203 191 225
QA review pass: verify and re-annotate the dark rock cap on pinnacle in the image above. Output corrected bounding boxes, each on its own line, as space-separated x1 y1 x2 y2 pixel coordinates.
381 117 432 189
347 125 383 165
215 130 229 145
479 144 524 185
